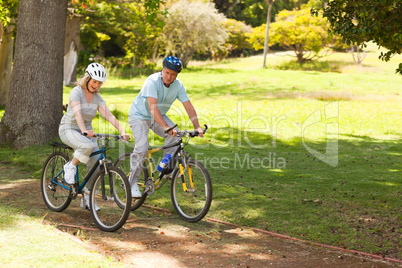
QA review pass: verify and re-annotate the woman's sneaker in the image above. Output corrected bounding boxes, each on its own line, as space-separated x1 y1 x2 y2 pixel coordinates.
80 193 100 211
63 162 76 184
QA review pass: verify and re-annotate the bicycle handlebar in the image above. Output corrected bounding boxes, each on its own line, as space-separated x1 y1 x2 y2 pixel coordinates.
165 124 208 137
82 132 127 141
189 124 208 137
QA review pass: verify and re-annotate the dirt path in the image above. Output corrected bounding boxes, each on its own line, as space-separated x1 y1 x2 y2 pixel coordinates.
0 165 400 267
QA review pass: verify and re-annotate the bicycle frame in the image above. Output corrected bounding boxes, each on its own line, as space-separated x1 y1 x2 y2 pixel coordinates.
141 136 193 193
51 144 107 195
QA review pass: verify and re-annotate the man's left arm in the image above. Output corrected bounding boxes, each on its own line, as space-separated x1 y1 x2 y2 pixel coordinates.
182 100 203 137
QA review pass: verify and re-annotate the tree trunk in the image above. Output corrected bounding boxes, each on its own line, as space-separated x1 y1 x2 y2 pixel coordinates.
0 0 68 149
351 44 366 65
0 21 15 107
133 48 137 69
262 0 274 68
64 15 80 86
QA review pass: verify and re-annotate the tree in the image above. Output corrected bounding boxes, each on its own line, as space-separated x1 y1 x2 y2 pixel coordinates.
213 0 310 27
248 8 334 63
64 14 81 86
316 0 402 74
262 0 275 68
0 0 165 149
77 1 166 69
0 19 14 106
0 0 19 107
0 0 68 148
351 44 366 66
211 19 252 61
163 0 228 67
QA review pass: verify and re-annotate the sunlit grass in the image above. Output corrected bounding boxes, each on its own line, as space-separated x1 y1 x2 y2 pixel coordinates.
1 46 401 259
0 206 122 267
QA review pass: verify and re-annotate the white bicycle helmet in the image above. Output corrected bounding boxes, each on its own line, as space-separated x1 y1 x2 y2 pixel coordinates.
85 63 107 82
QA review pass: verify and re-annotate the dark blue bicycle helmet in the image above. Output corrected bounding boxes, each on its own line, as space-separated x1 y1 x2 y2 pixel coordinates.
163 56 182 73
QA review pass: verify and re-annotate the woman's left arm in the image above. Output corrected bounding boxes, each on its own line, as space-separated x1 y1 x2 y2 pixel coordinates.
98 104 130 140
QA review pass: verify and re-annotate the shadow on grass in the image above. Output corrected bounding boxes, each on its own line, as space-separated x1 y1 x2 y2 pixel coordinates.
0 127 401 259
185 66 239 74
185 128 402 258
274 60 356 73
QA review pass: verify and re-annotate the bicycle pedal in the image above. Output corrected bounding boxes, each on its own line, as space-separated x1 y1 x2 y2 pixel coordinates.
47 184 55 191
69 185 78 199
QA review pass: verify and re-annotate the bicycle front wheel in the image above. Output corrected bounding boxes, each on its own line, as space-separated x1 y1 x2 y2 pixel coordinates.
90 165 131 232
41 152 72 212
171 159 212 223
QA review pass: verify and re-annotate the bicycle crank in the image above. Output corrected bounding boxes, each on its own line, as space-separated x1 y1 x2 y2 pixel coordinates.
144 179 155 195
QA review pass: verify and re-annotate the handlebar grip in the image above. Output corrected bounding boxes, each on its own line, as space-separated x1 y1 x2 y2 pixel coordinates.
81 132 98 138
190 124 208 137
165 124 178 134
203 124 208 134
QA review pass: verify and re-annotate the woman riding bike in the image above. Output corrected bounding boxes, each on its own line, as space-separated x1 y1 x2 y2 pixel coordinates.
58 63 130 210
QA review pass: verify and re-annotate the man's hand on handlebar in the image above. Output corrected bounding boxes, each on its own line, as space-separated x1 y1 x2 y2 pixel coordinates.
122 134 131 141
196 126 204 138
165 124 207 137
166 127 178 137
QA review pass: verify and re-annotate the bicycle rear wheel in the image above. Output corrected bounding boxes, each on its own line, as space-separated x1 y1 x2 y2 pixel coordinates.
171 159 212 223
90 165 131 232
114 152 148 211
41 152 72 212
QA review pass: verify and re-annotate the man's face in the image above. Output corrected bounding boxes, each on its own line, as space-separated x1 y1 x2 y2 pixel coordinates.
161 68 178 86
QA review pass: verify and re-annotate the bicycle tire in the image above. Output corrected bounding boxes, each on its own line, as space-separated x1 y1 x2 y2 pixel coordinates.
171 158 212 223
90 165 132 232
41 152 72 212
114 152 148 211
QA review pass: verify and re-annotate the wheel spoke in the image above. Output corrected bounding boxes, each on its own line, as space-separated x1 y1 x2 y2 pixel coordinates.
114 153 148 211
171 159 212 223
41 152 72 212
90 166 131 232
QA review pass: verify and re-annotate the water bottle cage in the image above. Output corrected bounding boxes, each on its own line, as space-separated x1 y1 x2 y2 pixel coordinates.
160 167 174 175
159 157 175 176
157 154 173 174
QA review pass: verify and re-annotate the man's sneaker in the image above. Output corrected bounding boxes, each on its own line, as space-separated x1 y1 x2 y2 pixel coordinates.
63 162 76 184
80 193 100 211
131 184 142 198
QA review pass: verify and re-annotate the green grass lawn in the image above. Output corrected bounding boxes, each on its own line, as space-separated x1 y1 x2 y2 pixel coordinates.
1 44 401 259
0 205 121 267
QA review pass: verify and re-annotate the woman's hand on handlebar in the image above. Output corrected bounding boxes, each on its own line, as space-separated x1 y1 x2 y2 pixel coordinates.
82 130 95 137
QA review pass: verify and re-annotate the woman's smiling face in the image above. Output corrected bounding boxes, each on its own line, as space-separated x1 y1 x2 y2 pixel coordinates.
87 79 103 93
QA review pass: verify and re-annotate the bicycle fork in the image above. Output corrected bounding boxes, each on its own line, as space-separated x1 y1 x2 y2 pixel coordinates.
99 162 114 201
179 164 196 193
